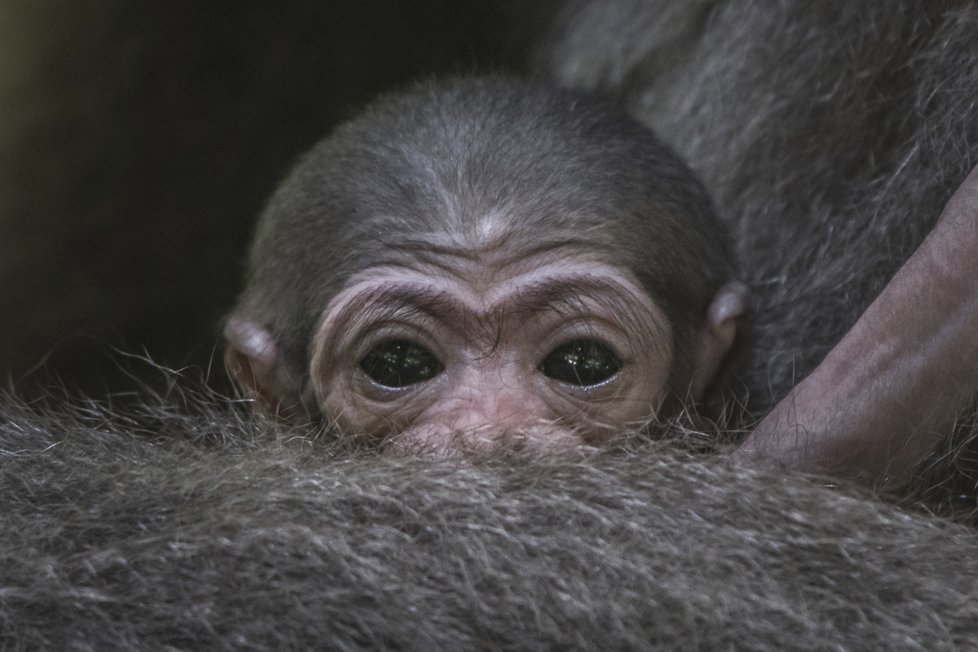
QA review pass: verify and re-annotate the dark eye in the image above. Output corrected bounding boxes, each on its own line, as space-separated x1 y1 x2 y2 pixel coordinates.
359 340 443 388
540 339 621 387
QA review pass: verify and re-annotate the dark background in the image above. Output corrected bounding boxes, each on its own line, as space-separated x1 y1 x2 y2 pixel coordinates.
0 1 552 395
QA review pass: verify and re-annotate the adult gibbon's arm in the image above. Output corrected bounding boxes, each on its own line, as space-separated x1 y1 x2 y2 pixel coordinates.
737 163 978 490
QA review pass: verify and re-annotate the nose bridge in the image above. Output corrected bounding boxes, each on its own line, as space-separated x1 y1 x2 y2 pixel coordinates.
446 363 551 428
389 357 573 455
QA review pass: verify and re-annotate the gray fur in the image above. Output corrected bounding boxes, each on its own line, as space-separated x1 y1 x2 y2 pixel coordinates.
3 388 978 649
5 4 978 648
538 0 978 506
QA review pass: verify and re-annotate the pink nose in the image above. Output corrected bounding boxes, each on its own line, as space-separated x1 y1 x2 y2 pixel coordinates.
388 386 567 455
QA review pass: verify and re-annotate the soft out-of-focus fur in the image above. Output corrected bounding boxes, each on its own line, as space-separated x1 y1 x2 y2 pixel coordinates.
537 0 978 504
3 387 978 649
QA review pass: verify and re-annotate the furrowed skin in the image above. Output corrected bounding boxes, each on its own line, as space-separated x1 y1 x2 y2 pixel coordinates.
2 392 978 649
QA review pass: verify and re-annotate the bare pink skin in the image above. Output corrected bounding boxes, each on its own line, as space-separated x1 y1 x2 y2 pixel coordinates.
735 163 978 490
310 244 674 452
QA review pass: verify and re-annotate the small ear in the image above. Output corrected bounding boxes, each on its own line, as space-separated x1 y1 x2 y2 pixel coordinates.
689 280 753 417
224 316 302 420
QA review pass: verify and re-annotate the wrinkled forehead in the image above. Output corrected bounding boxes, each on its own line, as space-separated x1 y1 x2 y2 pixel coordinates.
346 195 651 291
316 146 688 315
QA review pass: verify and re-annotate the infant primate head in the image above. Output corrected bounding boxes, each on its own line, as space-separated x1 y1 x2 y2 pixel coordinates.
225 77 749 453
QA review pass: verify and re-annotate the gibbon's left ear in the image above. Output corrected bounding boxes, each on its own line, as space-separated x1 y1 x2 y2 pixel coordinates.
688 280 753 417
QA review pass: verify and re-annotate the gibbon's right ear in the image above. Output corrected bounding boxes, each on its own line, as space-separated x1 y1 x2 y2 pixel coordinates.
224 316 303 420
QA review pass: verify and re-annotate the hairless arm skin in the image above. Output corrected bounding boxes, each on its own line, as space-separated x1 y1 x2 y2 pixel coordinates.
733 163 978 491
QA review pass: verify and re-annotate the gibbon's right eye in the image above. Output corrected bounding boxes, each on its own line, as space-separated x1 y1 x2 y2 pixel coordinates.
359 340 443 388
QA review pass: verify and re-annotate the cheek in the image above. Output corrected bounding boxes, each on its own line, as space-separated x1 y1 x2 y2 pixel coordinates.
559 357 672 438
623 346 674 419
319 376 436 439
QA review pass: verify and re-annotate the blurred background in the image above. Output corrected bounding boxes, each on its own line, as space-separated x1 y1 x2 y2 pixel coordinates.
0 1 551 395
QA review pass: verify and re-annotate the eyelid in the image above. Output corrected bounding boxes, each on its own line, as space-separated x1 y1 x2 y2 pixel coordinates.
537 320 631 365
350 321 442 364
326 300 441 358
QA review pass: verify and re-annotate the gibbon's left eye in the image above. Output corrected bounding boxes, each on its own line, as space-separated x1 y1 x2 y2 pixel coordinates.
539 339 621 387
359 340 443 388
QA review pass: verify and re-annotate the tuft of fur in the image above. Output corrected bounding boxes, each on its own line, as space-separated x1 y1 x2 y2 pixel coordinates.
3 385 978 649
